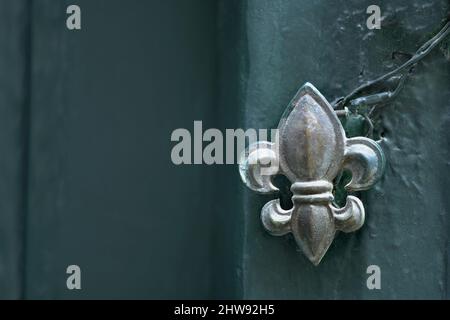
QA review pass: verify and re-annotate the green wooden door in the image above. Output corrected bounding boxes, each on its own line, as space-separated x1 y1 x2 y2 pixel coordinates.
0 0 238 300
0 0 449 299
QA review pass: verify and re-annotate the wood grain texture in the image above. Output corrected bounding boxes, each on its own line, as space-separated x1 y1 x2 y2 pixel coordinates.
0 0 30 299
25 0 220 299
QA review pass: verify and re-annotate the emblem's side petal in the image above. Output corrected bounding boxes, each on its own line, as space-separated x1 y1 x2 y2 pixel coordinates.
239 141 279 193
332 195 365 233
261 199 292 236
343 137 385 192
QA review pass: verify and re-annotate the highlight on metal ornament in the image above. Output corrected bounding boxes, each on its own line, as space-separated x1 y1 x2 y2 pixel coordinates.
239 83 385 265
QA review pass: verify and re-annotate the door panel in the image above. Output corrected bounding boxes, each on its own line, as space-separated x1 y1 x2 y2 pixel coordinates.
25 0 221 299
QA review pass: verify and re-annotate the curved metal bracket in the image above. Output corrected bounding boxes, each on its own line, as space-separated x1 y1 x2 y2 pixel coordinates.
239 83 385 265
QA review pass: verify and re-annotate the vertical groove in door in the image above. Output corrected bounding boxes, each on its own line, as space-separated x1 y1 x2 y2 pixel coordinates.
20 0 34 299
24 0 68 299
0 0 32 299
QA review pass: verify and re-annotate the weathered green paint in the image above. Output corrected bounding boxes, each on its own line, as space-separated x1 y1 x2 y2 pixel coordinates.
240 0 450 299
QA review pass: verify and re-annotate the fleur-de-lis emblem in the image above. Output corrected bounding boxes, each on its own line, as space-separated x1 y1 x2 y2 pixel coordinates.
239 83 385 265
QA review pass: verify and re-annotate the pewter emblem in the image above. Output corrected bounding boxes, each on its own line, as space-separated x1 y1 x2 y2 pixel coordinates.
239 83 385 265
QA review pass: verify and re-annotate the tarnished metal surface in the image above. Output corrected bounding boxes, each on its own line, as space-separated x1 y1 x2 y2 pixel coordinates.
240 83 384 265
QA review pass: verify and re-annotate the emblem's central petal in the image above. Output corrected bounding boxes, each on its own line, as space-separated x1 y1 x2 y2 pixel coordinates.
278 84 345 182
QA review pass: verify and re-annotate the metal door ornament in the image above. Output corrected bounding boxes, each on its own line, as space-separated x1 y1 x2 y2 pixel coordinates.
239 83 385 265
